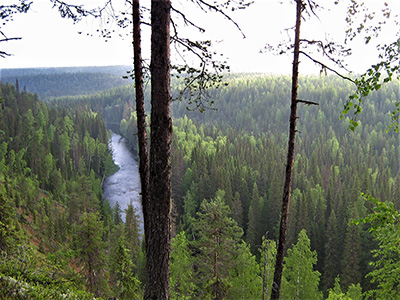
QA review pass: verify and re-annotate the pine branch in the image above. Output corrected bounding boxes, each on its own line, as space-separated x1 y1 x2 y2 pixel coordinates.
296 99 319 106
299 51 355 83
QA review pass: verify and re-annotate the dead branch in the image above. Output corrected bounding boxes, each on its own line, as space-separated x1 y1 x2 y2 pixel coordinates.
296 99 319 105
299 50 355 83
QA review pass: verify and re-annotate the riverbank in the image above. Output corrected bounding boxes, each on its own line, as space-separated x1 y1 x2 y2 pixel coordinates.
102 132 143 229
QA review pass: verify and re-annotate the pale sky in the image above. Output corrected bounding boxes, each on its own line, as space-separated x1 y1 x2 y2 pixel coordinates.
1 0 399 74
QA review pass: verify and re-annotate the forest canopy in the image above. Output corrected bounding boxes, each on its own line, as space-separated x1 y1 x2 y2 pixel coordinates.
1 70 397 298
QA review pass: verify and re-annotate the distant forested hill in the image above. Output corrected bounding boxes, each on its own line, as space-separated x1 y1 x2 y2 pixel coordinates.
0 65 131 99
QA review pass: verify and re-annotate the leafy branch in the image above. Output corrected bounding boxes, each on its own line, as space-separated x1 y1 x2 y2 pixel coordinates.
341 39 400 131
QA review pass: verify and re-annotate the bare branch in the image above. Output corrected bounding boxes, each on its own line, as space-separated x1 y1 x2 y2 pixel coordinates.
171 6 205 33
0 37 22 43
191 0 251 38
296 99 319 106
0 51 11 58
299 50 354 82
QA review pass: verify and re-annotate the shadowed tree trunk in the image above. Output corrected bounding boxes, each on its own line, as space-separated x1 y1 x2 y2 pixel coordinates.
144 0 172 298
132 0 150 257
271 0 302 299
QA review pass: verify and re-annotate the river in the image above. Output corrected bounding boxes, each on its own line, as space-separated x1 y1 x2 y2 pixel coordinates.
103 133 143 230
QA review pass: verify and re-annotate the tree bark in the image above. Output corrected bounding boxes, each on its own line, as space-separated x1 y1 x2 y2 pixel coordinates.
132 0 150 261
270 1 302 299
144 0 172 298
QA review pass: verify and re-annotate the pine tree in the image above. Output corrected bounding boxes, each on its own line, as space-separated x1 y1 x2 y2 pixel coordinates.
308 185 326 272
182 183 200 240
193 189 243 299
246 182 262 253
0 180 15 251
259 236 277 300
341 206 362 288
170 231 196 299
113 201 122 226
322 209 340 292
110 236 141 299
326 276 362 300
74 212 108 297
124 200 141 266
231 191 243 228
227 242 262 299
282 229 322 300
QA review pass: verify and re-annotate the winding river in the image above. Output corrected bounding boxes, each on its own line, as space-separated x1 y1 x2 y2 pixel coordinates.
103 133 143 230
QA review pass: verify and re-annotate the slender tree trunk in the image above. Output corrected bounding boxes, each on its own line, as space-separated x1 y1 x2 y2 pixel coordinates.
132 0 150 254
144 0 172 298
270 1 302 299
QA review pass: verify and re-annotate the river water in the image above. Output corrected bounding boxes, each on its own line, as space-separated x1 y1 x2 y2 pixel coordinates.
103 133 143 229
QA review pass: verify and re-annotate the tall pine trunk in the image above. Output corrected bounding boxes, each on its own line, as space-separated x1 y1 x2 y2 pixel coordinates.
144 0 172 298
132 0 150 257
271 0 302 299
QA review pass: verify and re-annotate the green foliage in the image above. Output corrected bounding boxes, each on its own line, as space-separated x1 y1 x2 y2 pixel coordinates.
0 245 94 300
342 39 400 131
326 277 362 300
282 229 322 300
0 181 15 251
227 242 262 299
356 195 400 299
2 67 129 99
341 205 362 288
74 211 108 297
170 231 196 299
0 80 121 297
3 70 400 298
192 190 244 299
124 201 141 266
323 209 340 291
110 236 141 300
259 237 276 299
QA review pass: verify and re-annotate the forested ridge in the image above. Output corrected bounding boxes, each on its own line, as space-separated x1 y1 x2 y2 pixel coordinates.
1 73 400 299
1 66 130 99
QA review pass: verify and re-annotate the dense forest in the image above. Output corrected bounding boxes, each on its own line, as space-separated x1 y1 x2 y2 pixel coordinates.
1 70 400 299
0 80 143 298
1 66 129 99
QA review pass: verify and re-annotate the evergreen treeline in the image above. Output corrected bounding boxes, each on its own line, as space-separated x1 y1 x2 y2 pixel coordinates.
2 73 400 298
0 81 143 299
1 65 131 99
114 74 399 298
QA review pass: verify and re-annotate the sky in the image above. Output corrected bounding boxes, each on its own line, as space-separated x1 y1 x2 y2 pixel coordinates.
1 0 399 74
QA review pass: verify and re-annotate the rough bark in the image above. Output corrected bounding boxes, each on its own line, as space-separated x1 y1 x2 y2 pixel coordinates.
132 0 150 253
270 1 302 299
144 0 172 298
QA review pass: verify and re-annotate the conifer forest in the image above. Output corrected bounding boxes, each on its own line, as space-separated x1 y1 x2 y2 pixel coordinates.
1 71 400 299
2 0 400 299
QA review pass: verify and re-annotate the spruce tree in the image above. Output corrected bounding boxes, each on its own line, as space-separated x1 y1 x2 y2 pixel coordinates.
228 242 262 299
75 211 108 297
170 231 196 299
341 206 362 288
0 181 15 251
193 189 243 299
322 209 340 292
259 236 277 300
110 236 141 299
124 201 141 266
246 182 262 253
282 229 322 300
